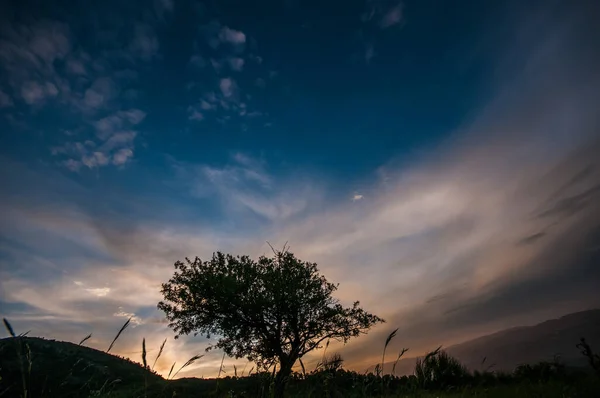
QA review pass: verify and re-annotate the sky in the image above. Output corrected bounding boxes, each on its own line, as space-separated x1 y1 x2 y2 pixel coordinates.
1 0 600 378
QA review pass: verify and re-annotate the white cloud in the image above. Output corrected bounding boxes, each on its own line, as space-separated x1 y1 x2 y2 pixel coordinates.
86 287 111 297
219 77 236 98
120 109 147 125
113 148 134 165
114 308 143 326
53 125 139 170
219 26 246 46
95 109 146 137
82 151 110 168
4 1 599 378
173 153 320 223
102 131 137 151
352 194 364 201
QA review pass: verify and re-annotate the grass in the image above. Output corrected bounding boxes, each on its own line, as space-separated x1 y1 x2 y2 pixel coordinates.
1 318 600 398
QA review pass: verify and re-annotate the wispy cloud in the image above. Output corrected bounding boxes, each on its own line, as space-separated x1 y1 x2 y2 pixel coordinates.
227 57 245 72
0 19 71 104
219 77 236 98
1 0 599 380
358 1 404 63
218 26 246 48
130 24 160 61
0 88 13 107
379 3 403 29
49 108 145 170
186 21 269 126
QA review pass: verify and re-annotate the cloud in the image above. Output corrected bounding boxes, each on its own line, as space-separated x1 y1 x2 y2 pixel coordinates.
0 89 14 107
187 107 204 121
169 152 321 223
95 109 146 137
130 24 160 61
219 77 236 98
227 57 245 71
362 1 403 28
82 77 120 111
20 81 58 104
202 22 246 52
219 26 246 46
65 57 87 75
0 12 154 170
187 22 269 126
52 107 145 170
112 148 134 165
358 2 404 64
379 3 403 29
200 100 216 111
2 0 599 379
0 20 71 100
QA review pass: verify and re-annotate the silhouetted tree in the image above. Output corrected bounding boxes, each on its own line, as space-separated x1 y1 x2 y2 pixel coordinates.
158 246 383 397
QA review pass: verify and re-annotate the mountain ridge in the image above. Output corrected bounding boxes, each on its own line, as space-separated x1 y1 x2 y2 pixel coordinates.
376 308 600 376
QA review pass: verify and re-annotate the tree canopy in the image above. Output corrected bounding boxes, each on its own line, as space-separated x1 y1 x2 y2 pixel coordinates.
158 247 383 396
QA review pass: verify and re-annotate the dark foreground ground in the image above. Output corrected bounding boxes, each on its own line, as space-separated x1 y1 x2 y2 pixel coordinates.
1 336 600 397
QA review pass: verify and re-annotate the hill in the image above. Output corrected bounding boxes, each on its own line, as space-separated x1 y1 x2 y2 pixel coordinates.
0 336 164 397
1 309 599 397
380 309 600 376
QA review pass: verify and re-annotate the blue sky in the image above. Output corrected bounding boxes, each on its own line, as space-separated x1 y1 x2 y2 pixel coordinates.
1 0 600 377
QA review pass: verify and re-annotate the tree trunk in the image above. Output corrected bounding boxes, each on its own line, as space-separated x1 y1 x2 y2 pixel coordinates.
273 358 294 398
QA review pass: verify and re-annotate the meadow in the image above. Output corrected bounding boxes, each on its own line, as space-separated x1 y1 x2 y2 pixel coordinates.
1 318 600 398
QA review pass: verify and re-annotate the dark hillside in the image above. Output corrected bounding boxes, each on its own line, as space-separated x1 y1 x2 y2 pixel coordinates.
0 336 162 397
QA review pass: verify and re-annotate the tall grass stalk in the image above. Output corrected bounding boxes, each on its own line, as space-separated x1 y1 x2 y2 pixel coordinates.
3 318 28 398
141 338 148 398
167 362 176 380
217 351 226 378
172 354 204 379
392 348 409 376
78 333 92 346
106 317 132 353
316 339 331 371
142 338 148 369
152 338 167 371
381 328 398 376
299 357 307 379
3 318 15 337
